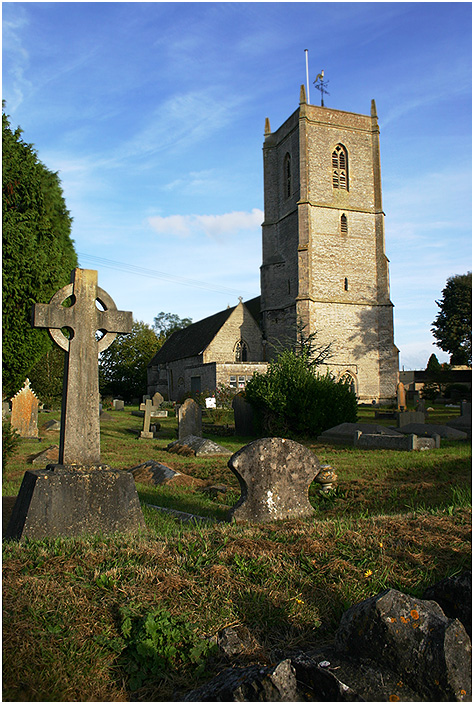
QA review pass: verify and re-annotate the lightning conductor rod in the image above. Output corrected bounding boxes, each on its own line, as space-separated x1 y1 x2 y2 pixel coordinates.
305 49 310 104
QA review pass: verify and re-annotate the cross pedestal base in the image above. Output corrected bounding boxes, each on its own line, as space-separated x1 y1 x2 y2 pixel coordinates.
5 465 145 541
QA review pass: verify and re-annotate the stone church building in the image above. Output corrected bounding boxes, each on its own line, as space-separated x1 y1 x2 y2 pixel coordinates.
147 86 399 403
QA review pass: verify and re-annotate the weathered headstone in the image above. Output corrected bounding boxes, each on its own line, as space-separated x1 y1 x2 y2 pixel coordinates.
10 379 39 438
33 268 132 465
397 410 425 427
152 392 164 408
2 401 10 419
140 399 155 438
232 393 255 436
113 399 124 411
227 437 321 522
178 398 202 439
5 268 145 541
415 397 426 413
396 381 406 411
167 435 232 457
461 400 472 417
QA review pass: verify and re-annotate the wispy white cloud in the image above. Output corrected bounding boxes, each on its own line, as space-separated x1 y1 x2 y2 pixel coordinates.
119 90 245 164
148 209 264 240
2 6 31 111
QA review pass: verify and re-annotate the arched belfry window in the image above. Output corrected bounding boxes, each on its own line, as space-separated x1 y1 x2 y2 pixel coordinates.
340 213 348 234
235 340 248 362
284 153 291 199
332 144 348 190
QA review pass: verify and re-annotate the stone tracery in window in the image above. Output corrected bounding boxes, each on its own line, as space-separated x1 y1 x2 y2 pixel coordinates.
332 144 348 190
235 340 248 362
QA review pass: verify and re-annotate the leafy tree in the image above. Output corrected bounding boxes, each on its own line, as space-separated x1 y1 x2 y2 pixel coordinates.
431 272 472 365
153 312 192 344
99 320 160 401
245 349 357 438
2 109 77 398
270 317 333 370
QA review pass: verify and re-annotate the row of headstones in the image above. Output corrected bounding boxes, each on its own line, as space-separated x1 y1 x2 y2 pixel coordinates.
6 378 472 443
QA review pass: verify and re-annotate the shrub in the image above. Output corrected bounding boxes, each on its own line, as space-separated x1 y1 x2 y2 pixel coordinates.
2 420 20 468
245 349 357 438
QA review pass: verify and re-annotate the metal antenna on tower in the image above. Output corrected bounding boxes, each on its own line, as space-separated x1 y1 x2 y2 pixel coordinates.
304 49 311 104
313 70 330 107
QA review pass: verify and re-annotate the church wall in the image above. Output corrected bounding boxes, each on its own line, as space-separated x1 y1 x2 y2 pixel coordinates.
309 209 379 303
204 303 263 364
261 108 300 355
306 300 398 402
261 95 399 401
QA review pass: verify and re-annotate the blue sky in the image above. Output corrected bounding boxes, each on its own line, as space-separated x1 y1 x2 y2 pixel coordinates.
3 1 472 370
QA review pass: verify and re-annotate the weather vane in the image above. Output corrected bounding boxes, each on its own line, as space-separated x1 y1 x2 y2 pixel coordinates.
313 70 330 107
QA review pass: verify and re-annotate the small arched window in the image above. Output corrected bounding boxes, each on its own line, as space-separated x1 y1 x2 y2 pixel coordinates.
332 144 349 190
235 340 248 362
284 153 291 199
340 371 356 395
340 213 348 235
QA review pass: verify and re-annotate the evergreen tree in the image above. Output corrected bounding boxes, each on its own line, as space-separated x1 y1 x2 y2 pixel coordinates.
431 272 472 365
2 110 77 398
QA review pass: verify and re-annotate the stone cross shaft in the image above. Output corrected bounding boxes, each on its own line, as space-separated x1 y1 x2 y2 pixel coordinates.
33 269 132 466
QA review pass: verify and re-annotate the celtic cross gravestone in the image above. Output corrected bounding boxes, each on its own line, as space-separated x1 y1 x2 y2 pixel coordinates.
33 268 132 465
5 269 145 541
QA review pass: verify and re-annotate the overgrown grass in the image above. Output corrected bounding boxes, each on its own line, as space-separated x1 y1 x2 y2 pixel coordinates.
2 403 471 701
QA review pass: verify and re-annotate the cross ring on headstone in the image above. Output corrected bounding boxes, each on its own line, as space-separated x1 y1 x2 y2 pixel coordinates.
33 269 133 466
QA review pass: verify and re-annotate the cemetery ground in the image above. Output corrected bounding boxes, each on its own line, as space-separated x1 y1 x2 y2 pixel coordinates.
3 404 471 702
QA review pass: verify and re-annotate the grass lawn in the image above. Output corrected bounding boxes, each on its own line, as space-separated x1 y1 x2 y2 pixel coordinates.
3 404 471 701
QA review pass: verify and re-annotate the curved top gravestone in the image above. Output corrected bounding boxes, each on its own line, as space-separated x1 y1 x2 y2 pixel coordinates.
33 268 132 466
227 437 321 522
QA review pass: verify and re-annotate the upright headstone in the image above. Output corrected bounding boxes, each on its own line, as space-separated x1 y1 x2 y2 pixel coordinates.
461 401 472 417
140 399 154 438
397 411 425 428
227 437 321 522
232 394 255 436
10 379 39 438
113 399 125 411
397 382 406 411
178 398 202 439
5 268 145 541
415 398 426 414
152 392 164 408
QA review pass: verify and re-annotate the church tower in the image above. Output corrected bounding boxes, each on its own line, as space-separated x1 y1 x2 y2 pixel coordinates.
260 86 399 403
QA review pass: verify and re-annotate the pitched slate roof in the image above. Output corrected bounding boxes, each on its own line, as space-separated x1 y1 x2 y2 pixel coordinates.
149 296 261 365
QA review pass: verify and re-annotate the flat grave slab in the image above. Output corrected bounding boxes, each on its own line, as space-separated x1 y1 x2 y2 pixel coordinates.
318 423 402 445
